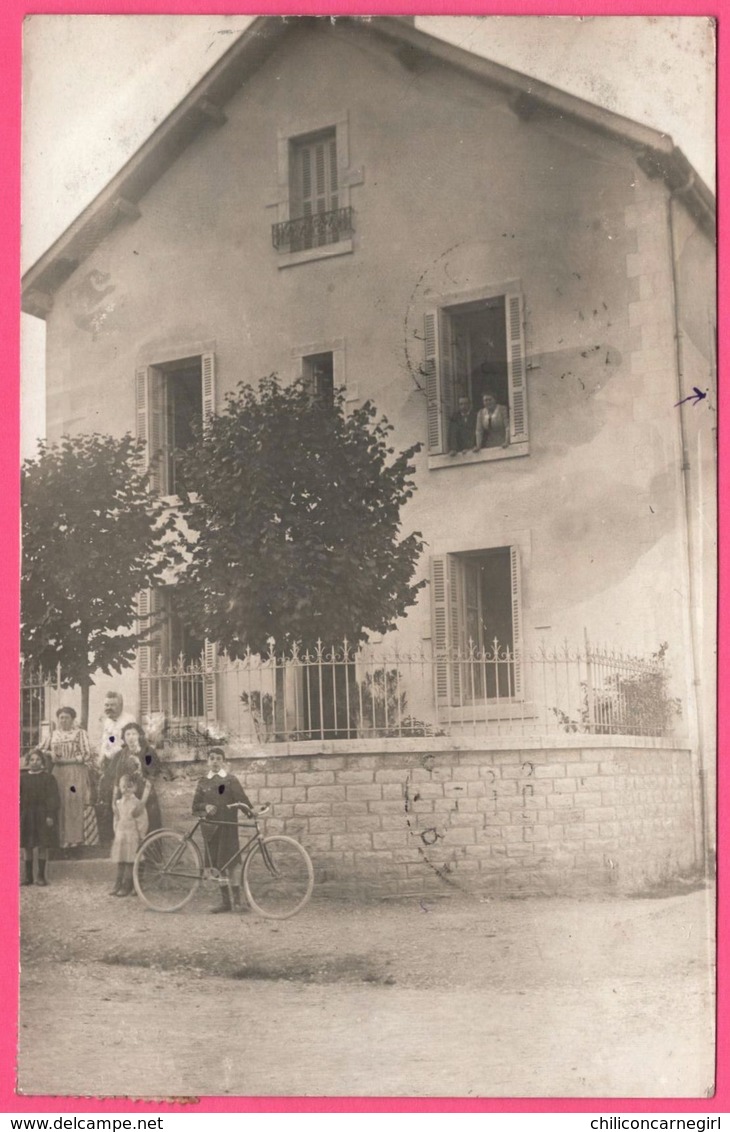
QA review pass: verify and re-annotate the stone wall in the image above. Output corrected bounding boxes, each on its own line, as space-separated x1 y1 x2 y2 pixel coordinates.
153 739 697 898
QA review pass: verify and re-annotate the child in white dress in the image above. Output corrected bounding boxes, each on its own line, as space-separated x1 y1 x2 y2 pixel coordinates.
109 773 149 897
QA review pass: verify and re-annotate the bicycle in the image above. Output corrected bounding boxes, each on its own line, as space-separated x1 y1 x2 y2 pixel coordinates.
132 803 314 919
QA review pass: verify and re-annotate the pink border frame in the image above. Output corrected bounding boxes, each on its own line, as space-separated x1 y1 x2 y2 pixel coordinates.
3 0 725 1114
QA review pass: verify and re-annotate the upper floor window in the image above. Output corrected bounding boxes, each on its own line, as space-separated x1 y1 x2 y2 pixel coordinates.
423 289 529 466
135 352 215 496
302 351 335 406
271 114 361 267
288 130 342 250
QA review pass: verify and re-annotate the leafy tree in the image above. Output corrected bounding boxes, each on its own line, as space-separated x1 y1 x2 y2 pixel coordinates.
21 433 186 728
177 376 425 657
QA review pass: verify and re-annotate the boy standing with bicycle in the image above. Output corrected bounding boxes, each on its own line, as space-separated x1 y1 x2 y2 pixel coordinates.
192 747 253 913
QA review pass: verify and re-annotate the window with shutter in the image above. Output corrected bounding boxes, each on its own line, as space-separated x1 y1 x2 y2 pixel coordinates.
289 129 341 251
272 114 358 265
431 547 523 707
135 353 216 495
425 290 529 463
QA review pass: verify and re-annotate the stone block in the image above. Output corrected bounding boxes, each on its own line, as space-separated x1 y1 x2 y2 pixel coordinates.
372 830 410 850
346 784 383 801
336 769 378 785
307 816 342 834
295 771 336 786
346 814 382 833
293 802 332 817
307 785 347 802
306 756 346 771
371 799 410 814
533 764 567 778
375 768 411 784
332 834 374 851
443 827 476 845
266 772 295 787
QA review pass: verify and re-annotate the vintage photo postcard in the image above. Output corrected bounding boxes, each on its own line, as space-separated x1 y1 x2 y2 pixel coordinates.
18 14 717 1101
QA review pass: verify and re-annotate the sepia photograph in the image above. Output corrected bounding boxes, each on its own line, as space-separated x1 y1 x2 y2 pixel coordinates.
18 14 717 1100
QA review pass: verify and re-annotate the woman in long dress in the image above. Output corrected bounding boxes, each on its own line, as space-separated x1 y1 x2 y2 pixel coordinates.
46 706 97 848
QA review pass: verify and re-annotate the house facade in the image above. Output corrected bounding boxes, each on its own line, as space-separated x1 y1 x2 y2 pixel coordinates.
22 17 716 893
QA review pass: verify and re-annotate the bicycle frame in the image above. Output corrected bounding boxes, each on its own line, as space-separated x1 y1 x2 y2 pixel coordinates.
159 814 268 885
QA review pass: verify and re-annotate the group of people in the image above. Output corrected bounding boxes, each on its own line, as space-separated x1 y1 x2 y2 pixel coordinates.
448 390 510 456
20 690 162 895
21 693 254 914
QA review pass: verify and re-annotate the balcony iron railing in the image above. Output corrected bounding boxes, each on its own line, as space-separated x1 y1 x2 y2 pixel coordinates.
272 206 354 253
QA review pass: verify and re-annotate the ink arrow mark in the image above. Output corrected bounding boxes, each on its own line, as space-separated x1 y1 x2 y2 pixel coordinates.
675 387 707 407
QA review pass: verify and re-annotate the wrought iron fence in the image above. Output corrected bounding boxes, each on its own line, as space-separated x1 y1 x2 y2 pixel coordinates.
271 206 354 253
139 637 680 748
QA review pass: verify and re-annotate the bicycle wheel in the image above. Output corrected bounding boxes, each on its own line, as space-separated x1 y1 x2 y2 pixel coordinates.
133 830 203 912
242 836 314 919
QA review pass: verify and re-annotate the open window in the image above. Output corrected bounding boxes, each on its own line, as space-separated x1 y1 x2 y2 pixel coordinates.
136 353 215 496
424 291 528 458
137 587 217 727
430 547 523 706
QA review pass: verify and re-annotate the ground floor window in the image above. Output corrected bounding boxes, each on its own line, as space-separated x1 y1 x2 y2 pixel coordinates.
431 546 522 705
138 588 215 728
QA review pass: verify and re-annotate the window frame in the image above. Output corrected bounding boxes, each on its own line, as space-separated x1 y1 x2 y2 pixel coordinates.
423 281 530 469
135 349 216 500
135 347 218 724
430 544 524 711
137 586 218 725
271 112 362 269
291 338 356 409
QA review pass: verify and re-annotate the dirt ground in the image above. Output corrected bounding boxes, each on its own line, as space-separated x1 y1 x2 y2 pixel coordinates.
18 868 715 1100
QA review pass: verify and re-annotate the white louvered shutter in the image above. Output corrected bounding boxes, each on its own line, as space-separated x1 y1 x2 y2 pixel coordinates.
201 352 216 429
137 589 150 719
506 294 529 443
431 555 461 707
135 366 149 450
509 546 523 698
148 370 165 494
203 639 218 722
138 589 162 719
424 311 445 454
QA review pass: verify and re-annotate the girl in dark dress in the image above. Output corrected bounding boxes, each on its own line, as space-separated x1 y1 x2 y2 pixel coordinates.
20 749 60 886
192 747 253 914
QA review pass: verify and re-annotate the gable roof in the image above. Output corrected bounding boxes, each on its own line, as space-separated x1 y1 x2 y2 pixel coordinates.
22 15 715 318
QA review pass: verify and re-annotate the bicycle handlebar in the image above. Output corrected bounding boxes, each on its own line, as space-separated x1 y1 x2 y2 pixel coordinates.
226 802 271 817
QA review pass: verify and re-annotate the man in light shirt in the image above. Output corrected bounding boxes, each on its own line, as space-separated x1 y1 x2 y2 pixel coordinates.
97 691 136 845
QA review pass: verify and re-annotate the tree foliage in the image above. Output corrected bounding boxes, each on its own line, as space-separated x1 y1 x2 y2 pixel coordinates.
21 433 186 721
177 376 425 655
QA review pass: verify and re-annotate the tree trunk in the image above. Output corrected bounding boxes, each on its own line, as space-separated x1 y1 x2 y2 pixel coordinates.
80 681 91 733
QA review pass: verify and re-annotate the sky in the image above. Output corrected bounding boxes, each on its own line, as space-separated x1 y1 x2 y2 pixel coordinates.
20 14 716 457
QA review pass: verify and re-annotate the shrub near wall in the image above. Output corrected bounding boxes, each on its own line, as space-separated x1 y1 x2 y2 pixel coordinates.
155 743 696 898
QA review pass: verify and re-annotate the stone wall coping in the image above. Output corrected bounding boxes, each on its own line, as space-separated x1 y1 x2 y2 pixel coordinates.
163 733 688 763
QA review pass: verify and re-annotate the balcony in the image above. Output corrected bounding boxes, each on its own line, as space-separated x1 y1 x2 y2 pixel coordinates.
271 206 354 255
